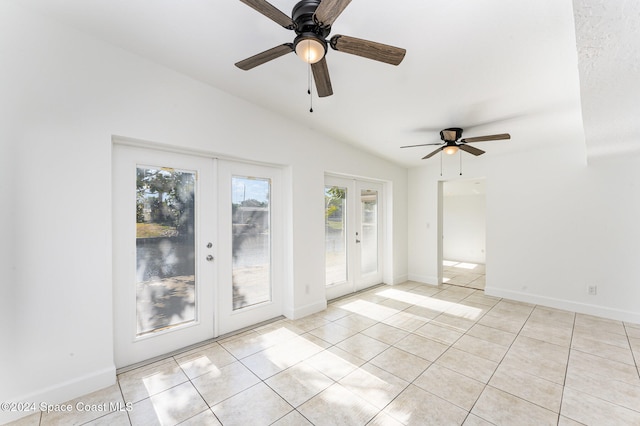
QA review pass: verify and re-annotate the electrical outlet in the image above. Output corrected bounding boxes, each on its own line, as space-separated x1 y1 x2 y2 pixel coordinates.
587 285 597 296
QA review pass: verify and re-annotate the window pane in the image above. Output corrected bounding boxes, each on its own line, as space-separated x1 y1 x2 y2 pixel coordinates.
361 189 378 275
325 185 347 285
232 176 271 310
136 166 196 336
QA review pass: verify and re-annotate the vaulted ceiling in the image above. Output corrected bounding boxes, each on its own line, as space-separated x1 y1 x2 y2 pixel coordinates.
573 0 640 159
14 0 639 166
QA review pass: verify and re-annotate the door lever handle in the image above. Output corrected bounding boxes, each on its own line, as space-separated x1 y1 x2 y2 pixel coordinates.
206 255 214 262
356 239 361 243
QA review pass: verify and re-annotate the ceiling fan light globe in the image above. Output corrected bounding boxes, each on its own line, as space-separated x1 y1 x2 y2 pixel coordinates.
295 38 325 64
444 146 459 155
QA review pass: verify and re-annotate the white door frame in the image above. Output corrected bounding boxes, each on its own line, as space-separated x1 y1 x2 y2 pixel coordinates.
112 143 216 368
216 160 284 335
325 175 384 300
355 180 384 290
113 142 286 367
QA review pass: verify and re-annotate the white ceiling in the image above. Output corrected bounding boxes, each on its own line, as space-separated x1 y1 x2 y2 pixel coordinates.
443 179 486 197
573 0 640 159
13 0 637 167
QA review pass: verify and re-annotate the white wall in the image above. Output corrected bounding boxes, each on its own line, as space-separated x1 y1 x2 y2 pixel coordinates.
0 4 408 422
409 139 640 325
443 192 486 264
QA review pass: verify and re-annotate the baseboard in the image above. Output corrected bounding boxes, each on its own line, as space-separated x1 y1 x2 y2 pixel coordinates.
283 299 328 320
486 287 640 324
391 274 409 285
407 274 439 285
0 365 116 424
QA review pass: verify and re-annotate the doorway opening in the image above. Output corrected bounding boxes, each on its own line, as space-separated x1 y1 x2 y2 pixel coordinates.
439 178 486 291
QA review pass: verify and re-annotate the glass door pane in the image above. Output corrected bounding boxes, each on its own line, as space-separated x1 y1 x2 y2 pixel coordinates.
136 166 197 335
113 144 215 368
360 189 378 275
217 161 282 335
325 185 348 285
232 176 271 310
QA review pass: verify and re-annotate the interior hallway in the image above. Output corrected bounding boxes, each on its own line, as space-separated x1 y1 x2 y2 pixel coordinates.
443 260 486 291
9 281 640 425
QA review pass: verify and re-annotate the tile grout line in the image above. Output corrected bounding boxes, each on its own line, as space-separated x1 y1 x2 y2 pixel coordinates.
116 379 133 426
463 300 551 425
360 286 491 424
557 309 577 426
174 353 222 426
623 323 640 381
50 280 638 426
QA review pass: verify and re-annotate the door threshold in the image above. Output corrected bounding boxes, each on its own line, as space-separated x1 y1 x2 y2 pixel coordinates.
327 283 386 304
116 315 285 374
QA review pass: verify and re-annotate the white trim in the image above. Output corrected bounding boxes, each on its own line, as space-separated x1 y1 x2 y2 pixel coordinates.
324 171 387 185
112 144 216 368
486 287 640 324
391 274 409 285
324 175 386 299
382 181 394 286
216 161 285 335
0 367 115 424
355 180 384 290
407 274 439 285
285 299 328 320
112 135 285 169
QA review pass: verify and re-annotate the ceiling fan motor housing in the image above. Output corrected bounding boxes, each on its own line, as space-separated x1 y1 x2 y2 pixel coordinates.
292 0 330 57
292 0 331 37
441 127 463 142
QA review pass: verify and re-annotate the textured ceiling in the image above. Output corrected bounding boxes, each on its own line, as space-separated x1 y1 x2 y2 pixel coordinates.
573 0 640 159
12 1 635 167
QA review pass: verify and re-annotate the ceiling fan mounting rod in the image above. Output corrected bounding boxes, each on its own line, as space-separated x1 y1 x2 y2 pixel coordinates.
441 127 463 142
292 0 331 37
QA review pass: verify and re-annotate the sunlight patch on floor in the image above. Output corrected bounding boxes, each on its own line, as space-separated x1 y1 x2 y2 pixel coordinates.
339 299 401 321
374 288 483 321
444 260 479 270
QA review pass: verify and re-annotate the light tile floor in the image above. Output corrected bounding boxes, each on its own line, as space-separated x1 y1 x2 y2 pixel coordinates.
9 281 640 426
443 260 486 290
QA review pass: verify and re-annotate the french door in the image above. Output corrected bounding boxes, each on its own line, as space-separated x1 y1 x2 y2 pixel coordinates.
216 161 283 335
113 144 282 367
325 176 383 300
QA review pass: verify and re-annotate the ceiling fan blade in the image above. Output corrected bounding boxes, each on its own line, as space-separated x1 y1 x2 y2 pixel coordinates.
400 142 443 148
459 144 486 156
311 57 333 97
314 0 352 26
235 44 294 70
460 133 511 143
330 35 406 65
239 0 295 29
423 147 443 159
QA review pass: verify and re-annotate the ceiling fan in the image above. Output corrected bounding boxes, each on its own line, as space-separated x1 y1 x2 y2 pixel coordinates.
235 0 407 97
401 127 511 159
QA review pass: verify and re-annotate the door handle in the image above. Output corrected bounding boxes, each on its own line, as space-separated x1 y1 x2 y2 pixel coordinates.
356 239 361 243
206 255 214 262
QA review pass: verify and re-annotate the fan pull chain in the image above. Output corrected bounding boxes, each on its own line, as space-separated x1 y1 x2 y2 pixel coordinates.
440 150 443 176
459 150 463 176
308 63 313 113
